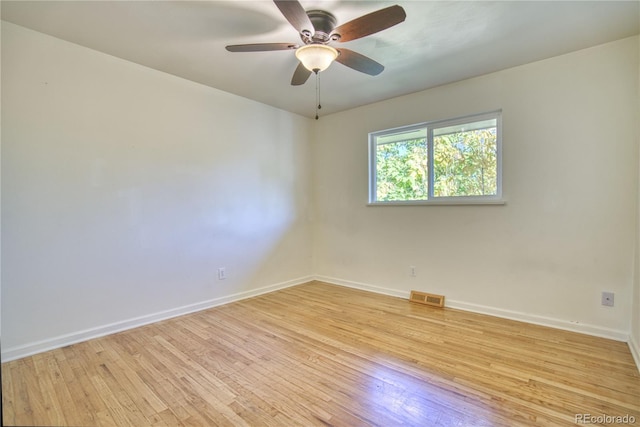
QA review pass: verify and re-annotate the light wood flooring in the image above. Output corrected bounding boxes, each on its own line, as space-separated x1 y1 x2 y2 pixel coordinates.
3 281 640 426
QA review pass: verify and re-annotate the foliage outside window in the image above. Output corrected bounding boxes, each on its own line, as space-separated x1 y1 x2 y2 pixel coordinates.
369 111 502 204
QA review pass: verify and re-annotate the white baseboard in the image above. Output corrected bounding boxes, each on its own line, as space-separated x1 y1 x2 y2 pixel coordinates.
314 275 630 342
315 275 409 299
629 335 640 373
2 276 313 362
444 299 629 342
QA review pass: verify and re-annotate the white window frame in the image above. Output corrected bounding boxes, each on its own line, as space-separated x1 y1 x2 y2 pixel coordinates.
368 111 504 206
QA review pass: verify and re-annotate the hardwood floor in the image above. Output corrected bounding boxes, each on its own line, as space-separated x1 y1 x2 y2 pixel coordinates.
3 281 640 426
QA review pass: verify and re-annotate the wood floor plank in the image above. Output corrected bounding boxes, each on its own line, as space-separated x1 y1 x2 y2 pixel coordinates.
32 353 69 426
52 347 100 427
3 281 639 426
3 360 21 426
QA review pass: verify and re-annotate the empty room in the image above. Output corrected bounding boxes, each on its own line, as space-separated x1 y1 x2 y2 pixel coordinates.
1 1 639 426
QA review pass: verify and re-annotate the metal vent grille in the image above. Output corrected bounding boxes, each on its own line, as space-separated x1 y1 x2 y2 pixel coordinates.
409 290 444 307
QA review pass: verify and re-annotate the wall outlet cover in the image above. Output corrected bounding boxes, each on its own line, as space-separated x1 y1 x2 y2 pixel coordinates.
601 291 614 307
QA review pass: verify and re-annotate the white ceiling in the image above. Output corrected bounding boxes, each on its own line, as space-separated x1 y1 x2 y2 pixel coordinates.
2 1 638 118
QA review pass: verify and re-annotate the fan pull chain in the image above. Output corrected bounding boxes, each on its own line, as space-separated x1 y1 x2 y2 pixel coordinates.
315 70 321 120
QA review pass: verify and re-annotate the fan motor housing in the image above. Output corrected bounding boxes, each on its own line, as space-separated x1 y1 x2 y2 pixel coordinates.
306 10 337 42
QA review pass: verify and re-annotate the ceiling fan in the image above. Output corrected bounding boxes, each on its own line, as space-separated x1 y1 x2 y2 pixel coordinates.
225 1 407 86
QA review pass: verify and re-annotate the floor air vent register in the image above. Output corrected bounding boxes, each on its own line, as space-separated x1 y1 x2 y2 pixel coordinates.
409 290 445 307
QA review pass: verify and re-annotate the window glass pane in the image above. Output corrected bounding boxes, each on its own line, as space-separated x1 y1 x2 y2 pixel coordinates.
433 119 497 137
369 112 501 204
375 134 428 201
433 119 497 197
377 128 427 145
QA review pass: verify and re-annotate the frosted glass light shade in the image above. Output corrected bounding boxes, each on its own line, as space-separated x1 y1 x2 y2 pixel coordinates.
295 45 339 72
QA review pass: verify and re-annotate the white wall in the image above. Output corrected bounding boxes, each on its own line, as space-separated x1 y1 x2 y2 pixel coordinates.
632 36 640 368
313 36 639 340
1 22 313 359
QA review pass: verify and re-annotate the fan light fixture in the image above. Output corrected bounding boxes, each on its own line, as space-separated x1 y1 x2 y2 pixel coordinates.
295 44 339 73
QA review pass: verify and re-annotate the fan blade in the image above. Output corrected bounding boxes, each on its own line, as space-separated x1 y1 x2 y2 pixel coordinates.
226 43 297 52
291 62 312 86
331 5 406 43
335 48 384 76
274 0 314 34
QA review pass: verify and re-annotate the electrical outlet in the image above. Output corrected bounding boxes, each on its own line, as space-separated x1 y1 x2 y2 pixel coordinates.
410 266 416 277
217 267 227 280
601 291 614 307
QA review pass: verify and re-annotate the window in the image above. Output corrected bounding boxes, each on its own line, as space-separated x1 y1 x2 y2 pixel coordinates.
368 111 502 205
